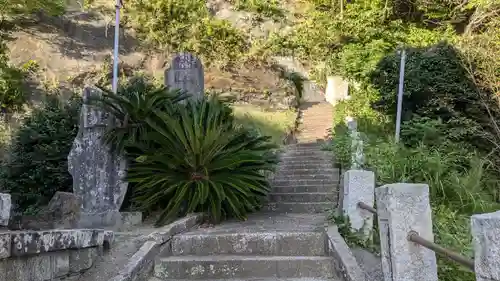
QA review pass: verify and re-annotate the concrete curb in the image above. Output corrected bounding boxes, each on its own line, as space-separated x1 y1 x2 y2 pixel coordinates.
109 213 204 281
326 225 367 281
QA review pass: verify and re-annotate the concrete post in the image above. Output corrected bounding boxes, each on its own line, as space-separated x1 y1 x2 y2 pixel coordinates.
471 211 500 281
340 170 375 240
0 193 11 226
375 183 438 281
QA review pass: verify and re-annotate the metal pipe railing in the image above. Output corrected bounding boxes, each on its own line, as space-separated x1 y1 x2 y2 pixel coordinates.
407 231 474 271
355 201 474 271
357 201 377 215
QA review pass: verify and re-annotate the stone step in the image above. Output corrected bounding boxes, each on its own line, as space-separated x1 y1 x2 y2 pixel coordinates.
275 167 337 176
265 202 334 213
272 185 336 193
273 174 338 182
269 192 336 203
287 143 325 148
272 179 337 187
150 278 340 281
280 155 331 162
278 162 336 169
170 232 328 256
154 255 336 279
282 150 331 157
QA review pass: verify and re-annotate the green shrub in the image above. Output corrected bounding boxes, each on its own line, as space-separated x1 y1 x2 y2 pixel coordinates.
0 94 81 213
230 0 284 19
125 0 248 65
124 97 278 225
0 57 27 112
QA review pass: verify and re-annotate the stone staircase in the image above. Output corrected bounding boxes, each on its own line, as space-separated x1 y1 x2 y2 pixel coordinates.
149 101 341 281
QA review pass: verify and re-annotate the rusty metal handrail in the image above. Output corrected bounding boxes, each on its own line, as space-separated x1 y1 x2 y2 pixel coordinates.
355 202 474 271
407 231 474 271
357 201 377 215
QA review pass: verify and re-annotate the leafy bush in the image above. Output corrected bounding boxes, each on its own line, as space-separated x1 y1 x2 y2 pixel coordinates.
0 94 81 213
230 0 284 19
125 0 248 65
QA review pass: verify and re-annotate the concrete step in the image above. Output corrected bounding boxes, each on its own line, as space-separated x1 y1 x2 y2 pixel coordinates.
154 255 336 279
171 232 328 256
280 155 331 162
272 185 336 193
287 143 325 148
278 162 336 169
269 192 336 203
276 167 339 175
272 179 337 187
282 149 330 156
265 202 334 213
151 278 340 281
273 175 337 182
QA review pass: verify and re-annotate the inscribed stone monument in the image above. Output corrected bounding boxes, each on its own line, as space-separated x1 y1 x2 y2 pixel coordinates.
165 53 204 100
68 87 128 228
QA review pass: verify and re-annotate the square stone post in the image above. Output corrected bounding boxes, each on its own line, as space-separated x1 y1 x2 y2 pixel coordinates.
0 193 11 226
471 211 500 281
375 183 438 281
339 170 375 240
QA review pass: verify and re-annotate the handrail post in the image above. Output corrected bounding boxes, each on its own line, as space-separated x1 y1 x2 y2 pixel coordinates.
375 183 438 281
471 211 500 281
339 170 375 241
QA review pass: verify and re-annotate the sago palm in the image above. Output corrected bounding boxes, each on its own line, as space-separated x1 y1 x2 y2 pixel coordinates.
89 80 190 153
128 97 279 225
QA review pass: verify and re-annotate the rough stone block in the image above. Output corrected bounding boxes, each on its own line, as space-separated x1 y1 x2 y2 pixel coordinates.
10 229 109 256
119 211 143 230
471 210 500 281
50 251 70 278
339 170 375 239
47 192 82 229
0 193 11 226
69 247 98 273
0 232 11 259
375 183 437 281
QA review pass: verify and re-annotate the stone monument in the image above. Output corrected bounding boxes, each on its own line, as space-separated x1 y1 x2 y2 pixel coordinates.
68 87 128 228
165 52 204 100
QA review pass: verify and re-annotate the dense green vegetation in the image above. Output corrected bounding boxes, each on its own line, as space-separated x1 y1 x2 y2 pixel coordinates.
297 1 499 280
0 1 498 279
0 94 81 213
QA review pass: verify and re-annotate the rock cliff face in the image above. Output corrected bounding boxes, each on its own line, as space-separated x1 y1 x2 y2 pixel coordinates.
6 1 305 109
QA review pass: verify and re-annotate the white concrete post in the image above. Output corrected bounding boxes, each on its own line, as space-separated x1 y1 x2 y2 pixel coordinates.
0 193 11 226
340 170 375 240
375 183 438 281
471 211 500 281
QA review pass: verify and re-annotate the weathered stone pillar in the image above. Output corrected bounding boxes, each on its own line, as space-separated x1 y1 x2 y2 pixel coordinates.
0 193 11 226
339 170 375 240
68 87 128 229
345 117 363 169
471 211 500 281
375 183 438 281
